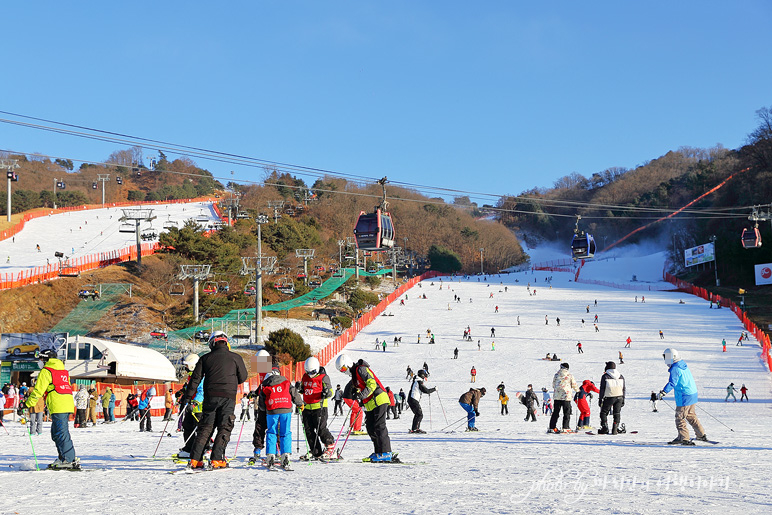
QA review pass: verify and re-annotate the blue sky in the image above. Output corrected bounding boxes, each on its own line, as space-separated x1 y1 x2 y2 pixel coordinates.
1 1 770 201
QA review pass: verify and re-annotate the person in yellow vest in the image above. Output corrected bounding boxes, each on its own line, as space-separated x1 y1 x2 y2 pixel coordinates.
498 387 509 415
300 357 335 460
101 387 112 424
24 349 80 470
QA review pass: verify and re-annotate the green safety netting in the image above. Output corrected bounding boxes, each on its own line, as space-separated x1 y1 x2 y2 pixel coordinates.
50 284 131 336
169 267 392 340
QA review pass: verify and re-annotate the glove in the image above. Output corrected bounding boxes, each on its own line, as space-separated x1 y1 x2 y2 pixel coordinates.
598 399 602 408
658 390 666 400
322 386 331 399
620 399 625 408
474 409 480 417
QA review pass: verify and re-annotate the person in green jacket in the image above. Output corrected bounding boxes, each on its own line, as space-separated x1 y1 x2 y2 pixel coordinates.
24 349 80 470
101 387 113 423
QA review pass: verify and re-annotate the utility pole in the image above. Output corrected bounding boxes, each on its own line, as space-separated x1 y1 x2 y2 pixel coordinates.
119 208 156 265
711 235 720 287
240 214 275 344
97 174 110 206
1 159 20 222
479 248 485 275
179 265 212 323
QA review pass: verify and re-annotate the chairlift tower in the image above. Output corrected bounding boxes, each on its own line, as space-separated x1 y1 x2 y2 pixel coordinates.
1 159 20 222
241 214 275 344
266 200 285 223
97 174 110 206
179 264 211 322
119 208 156 265
337 239 345 269
295 249 315 285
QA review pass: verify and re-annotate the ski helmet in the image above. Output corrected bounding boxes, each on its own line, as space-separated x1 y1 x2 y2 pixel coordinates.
182 353 199 371
36 349 57 361
256 349 270 357
417 369 428 379
663 348 680 365
304 356 320 377
335 353 354 373
208 331 229 350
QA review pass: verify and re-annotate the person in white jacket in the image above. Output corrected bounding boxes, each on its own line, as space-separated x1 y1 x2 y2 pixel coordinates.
74 385 89 428
549 363 578 433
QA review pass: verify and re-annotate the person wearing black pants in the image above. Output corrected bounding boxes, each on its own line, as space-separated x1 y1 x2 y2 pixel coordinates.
407 370 435 433
365 403 390 453
251 402 267 458
549 363 578 433
598 361 626 435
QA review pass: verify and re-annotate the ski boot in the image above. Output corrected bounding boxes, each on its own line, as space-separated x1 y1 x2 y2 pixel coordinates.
611 423 618 435
668 437 695 445
694 434 709 442
547 428 560 434
298 451 316 462
322 444 336 459
597 426 609 435
248 450 262 465
211 459 228 469
371 452 393 462
265 454 277 470
280 453 293 471
48 457 81 471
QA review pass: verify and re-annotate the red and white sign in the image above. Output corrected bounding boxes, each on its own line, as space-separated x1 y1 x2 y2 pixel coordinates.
754 263 772 286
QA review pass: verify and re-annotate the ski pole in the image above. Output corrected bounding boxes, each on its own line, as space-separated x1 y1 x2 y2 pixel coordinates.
152 415 174 458
333 404 353 450
439 415 468 432
429 394 433 430
695 404 735 432
231 416 247 459
296 409 300 453
337 418 356 459
25 417 40 471
435 390 449 424
0 418 9 436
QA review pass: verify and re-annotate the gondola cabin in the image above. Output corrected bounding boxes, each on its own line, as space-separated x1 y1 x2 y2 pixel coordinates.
741 227 762 249
570 232 596 261
353 209 395 251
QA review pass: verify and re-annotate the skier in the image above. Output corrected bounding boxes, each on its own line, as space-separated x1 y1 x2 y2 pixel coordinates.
491 341 495 351
399 388 406 411
594 324 599 333
498 386 509 415
740 384 748 401
260 362 303 469
336 354 393 462
556 317 560 326
333 385 344 416
594 314 598 323
137 384 156 432
618 351 624 364
576 341 583 354
490 327 495 337
598 361 625 435
423 362 429 375
495 306 499 313
453 347 459 360
74 385 88 428
658 348 708 445
736 335 743 346
181 331 248 470
725 383 737 402
176 354 204 460
300 356 335 459
470 366 477 383
650 391 658 412
382 340 387 352
523 385 539 422
406 366 414 380
659 330 664 340
624 337 631 348
574 380 599 430
723 339 727 352
549 363 578 433
408 369 435 433
163 387 174 421
458 387 486 431
239 394 251 422
23 349 80 470
545 315 549 325
542 388 553 415
386 387 398 419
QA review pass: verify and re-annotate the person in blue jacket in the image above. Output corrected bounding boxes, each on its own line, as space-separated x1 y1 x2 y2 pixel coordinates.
137 385 157 432
658 348 707 445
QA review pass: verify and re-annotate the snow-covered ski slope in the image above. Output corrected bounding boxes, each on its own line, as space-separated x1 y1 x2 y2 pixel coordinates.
0 201 219 276
2 240 771 514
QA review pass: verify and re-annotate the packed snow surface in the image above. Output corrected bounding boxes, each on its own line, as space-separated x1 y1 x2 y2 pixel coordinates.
1 236 771 514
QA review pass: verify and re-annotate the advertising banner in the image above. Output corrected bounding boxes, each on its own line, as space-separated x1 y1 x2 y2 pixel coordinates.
755 263 772 286
684 242 715 267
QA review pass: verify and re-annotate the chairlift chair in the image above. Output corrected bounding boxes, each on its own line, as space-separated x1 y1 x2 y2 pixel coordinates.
92 182 98 189
163 219 178 230
218 281 230 293
169 283 185 296
244 281 257 295
203 281 218 294
741 227 762 249
196 211 210 223
119 223 135 233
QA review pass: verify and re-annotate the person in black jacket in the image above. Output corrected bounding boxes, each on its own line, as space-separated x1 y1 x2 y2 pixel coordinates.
523 385 540 421
598 361 626 435
181 331 247 469
407 369 435 433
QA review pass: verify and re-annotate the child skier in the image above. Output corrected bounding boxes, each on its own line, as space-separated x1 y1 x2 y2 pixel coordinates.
542 388 553 415
740 384 748 401
650 391 658 412
574 380 599 430
259 363 304 469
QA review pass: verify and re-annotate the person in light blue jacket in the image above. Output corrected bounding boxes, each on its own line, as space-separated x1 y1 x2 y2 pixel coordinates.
658 348 707 445
137 385 156 432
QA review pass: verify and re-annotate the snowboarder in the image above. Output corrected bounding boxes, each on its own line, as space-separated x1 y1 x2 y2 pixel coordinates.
523 385 539 422
260 363 303 469
576 341 583 354
408 370 435 433
594 324 599 332
725 383 737 402
300 357 335 460
658 348 707 445
336 354 393 462
598 362 625 435
650 391 658 412
458 387 485 431
624 337 631 348
470 366 477 383
22 349 80 470
333 385 344 416
740 384 748 401
575 380 600 430
549 363 578 433
453 347 459 359
181 331 248 469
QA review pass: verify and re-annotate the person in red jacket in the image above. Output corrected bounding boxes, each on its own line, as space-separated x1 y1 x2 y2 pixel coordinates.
385 387 399 419
470 366 477 383
574 379 600 430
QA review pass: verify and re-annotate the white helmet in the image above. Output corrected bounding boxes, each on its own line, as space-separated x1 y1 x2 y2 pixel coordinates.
335 353 355 373
663 348 680 365
182 353 199 371
256 349 271 357
304 356 320 377
208 330 229 350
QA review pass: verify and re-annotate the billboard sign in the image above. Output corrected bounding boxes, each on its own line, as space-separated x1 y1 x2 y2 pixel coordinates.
684 242 715 267
755 263 772 286
0 333 67 362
